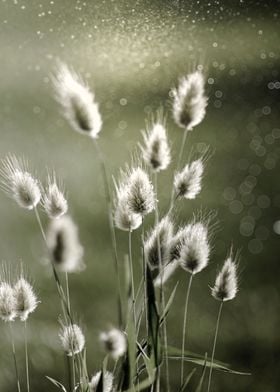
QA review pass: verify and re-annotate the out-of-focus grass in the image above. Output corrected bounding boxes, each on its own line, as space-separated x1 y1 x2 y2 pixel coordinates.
0 1 279 391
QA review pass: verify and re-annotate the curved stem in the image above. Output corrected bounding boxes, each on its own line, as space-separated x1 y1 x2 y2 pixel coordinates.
169 128 189 212
141 217 148 334
207 301 224 392
93 139 122 328
9 322 21 392
128 229 136 326
24 321 30 392
180 273 194 387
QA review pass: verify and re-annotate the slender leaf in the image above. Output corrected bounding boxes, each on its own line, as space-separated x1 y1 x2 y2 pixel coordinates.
179 368 197 392
159 282 178 324
195 353 208 392
46 376 68 392
168 355 251 376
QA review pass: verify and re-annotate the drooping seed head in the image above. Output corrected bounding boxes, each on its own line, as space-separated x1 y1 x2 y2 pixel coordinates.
174 159 204 200
100 328 127 360
59 323 85 356
0 155 41 210
89 371 114 392
144 216 174 273
179 222 210 274
140 120 171 172
43 173 68 219
172 70 207 130
212 257 238 301
53 63 102 138
46 215 84 273
0 282 17 322
13 277 38 321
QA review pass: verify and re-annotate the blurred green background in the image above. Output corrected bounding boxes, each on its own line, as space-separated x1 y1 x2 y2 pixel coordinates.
0 0 279 391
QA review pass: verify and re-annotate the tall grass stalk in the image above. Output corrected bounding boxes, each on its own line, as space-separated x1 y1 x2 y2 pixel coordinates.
9 322 21 392
24 321 30 392
65 272 71 314
128 229 136 326
92 139 123 328
154 172 170 392
169 128 190 211
141 217 148 334
180 272 194 386
207 301 224 392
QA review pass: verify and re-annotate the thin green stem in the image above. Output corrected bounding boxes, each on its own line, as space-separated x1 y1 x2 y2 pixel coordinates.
154 172 170 392
141 217 148 334
24 321 30 392
72 355 76 390
169 128 189 212
93 139 122 328
9 322 21 392
180 273 194 387
128 229 136 326
207 301 224 392
66 355 72 392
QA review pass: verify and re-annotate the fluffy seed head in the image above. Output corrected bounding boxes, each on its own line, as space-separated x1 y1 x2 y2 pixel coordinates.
0 155 41 210
114 195 142 232
126 167 156 216
43 174 68 219
53 63 102 138
141 121 171 172
59 323 85 356
212 257 238 301
144 217 174 274
0 282 17 322
100 328 127 360
13 277 38 321
46 215 84 273
172 70 207 130
89 371 114 392
179 222 210 274
174 159 204 199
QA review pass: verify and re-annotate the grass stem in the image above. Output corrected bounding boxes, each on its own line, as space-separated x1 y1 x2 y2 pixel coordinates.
24 321 30 392
180 273 194 386
9 322 21 392
207 301 224 392
92 139 123 328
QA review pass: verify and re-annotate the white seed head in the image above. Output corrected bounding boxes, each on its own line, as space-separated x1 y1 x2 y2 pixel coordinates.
0 282 17 322
100 328 127 360
126 167 156 216
179 222 210 274
174 159 204 199
114 195 142 232
172 70 208 130
13 277 38 321
53 63 102 138
59 323 85 356
212 257 238 301
43 174 68 219
144 217 174 274
0 155 41 210
89 371 114 392
141 122 171 172
46 215 84 273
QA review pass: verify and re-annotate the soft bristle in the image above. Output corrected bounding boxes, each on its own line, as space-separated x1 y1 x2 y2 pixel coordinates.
211 257 238 301
53 63 102 138
59 323 85 356
172 70 208 130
